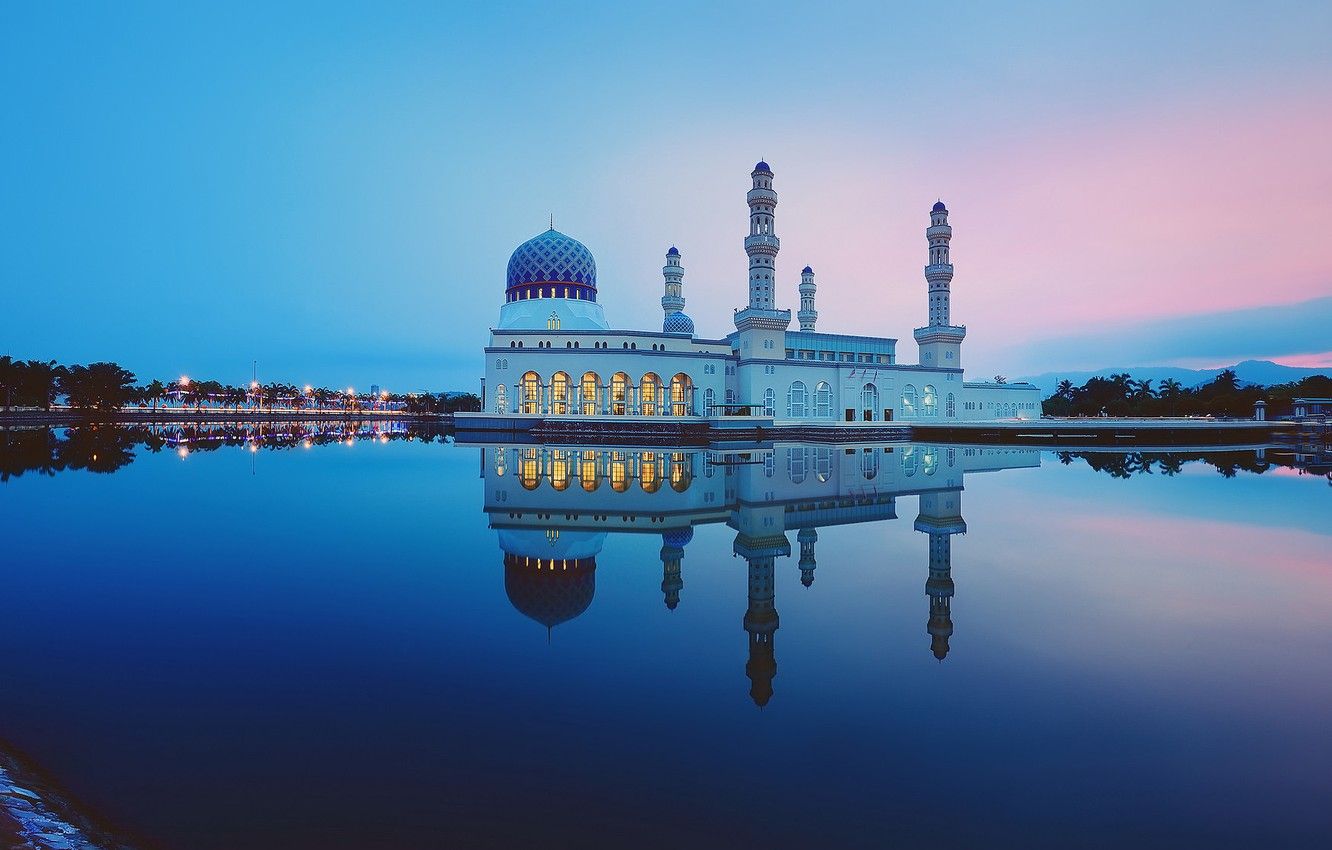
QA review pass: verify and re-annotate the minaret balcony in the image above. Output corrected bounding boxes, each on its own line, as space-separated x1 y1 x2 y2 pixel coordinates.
744 234 780 252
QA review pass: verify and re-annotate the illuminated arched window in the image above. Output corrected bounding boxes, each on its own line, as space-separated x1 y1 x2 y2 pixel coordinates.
611 372 631 416
901 384 917 418
549 449 570 490
580 372 600 415
787 381 807 418
922 384 938 417
520 371 541 414
640 451 662 492
610 451 630 492
551 372 571 415
640 373 661 416
520 447 541 489
814 381 832 418
669 452 692 492
669 373 692 416
580 451 600 491
546 312 560 330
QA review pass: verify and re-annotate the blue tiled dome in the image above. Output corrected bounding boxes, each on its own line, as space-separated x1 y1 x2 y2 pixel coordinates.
753 160 772 173
663 311 695 335
802 265 813 275
662 527 694 549
506 229 597 292
932 200 947 212
666 245 679 256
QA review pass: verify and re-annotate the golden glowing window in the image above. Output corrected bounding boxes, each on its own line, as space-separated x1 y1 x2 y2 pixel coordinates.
551 372 570 415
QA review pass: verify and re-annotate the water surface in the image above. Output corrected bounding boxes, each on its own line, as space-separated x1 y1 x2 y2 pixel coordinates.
2 426 1329 848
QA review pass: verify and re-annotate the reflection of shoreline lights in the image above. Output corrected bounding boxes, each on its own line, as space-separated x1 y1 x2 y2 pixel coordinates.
177 446 189 459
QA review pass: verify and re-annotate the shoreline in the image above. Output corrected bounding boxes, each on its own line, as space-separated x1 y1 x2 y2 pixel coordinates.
0 410 450 426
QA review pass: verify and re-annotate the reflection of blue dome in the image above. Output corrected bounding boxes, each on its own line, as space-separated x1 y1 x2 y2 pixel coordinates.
754 160 772 173
663 311 695 335
662 527 694 549
504 554 595 631
932 201 947 212
506 229 597 292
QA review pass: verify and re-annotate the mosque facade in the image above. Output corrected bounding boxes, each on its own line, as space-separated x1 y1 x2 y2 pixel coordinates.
479 161 1039 425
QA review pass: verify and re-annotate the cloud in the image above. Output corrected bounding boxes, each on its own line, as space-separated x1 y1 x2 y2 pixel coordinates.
1015 295 1332 369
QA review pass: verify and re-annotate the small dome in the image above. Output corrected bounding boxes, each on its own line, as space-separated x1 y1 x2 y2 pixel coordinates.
753 160 772 174
932 201 947 212
802 265 813 275
666 245 679 256
663 311 695 335
506 229 597 292
662 527 694 549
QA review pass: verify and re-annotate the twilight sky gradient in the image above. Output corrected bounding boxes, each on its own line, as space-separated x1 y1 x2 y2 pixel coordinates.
3 2 1330 391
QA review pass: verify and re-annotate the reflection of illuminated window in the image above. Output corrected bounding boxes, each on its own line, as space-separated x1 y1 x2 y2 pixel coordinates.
494 447 506 477
610 452 629 492
550 449 570 490
520 447 541 489
902 446 918 477
551 373 570 415
788 447 807 483
580 451 600 491
669 453 692 492
640 451 661 492
815 447 832 482
922 448 938 476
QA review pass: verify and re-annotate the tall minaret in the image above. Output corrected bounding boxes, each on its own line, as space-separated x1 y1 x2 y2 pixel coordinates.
660 529 689 610
913 201 966 369
797 266 818 331
915 490 967 661
662 246 684 321
734 526 789 708
796 527 818 586
734 161 791 336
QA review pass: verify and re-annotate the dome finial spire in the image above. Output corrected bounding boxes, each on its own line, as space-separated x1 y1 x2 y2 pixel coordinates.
549 212 554 231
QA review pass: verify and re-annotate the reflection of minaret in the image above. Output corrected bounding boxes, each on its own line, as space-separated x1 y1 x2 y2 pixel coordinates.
797 527 817 587
735 530 790 707
914 491 966 661
659 527 693 610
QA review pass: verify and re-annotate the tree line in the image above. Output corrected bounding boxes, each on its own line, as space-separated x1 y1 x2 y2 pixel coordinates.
1042 370 1331 418
0 356 480 415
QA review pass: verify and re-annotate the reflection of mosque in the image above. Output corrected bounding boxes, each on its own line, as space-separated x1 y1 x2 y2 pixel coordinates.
484 443 1039 705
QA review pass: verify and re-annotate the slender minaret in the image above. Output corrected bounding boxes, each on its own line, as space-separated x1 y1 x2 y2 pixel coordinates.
734 525 789 708
915 490 967 661
662 246 684 321
660 533 685 610
797 266 817 331
796 527 818 586
745 161 779 310
913 202 966 368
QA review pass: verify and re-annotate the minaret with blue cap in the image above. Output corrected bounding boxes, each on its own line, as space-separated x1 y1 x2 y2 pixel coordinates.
734 160 791 337
661 247 694 335
797 266 817 331
913 201 966 368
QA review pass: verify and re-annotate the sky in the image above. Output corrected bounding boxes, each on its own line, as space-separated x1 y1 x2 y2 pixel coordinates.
3 1 1330 391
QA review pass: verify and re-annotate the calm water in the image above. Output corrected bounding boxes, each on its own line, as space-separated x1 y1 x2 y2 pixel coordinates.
2 425 1330 849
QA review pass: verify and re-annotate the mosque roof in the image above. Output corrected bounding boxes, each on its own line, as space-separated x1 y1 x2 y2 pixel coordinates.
933 200 947 212
663 311 695 335
667 245 679 256
506 228 597 291
504 555 596 631
753 160 772 173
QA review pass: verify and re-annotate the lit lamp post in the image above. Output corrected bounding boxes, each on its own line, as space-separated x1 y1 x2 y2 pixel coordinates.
179 376 190 410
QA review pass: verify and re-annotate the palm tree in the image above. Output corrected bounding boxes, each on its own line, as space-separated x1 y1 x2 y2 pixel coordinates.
142 379 167 413
1056 379 1074 400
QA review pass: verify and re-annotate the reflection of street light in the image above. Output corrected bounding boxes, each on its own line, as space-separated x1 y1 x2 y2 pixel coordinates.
179 376 190 386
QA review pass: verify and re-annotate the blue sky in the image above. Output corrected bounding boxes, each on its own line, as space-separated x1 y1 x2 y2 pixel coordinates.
3 2 1329 391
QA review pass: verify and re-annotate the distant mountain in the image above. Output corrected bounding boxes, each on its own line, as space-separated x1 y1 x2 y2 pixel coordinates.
1017 360 1329 397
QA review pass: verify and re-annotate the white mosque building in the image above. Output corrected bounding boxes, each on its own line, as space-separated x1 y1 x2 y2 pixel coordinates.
475 161 1038 427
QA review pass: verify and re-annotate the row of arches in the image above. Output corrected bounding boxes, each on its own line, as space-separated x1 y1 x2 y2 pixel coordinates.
503 371 696 417
496 447 695 493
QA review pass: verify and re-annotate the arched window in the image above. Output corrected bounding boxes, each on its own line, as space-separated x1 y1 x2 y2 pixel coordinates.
494 383 508 414
922 384 937 417
902 445 918 477
725 388 736 410
580 372 600 415
861 383 879 421
546 312 560 330
670 373 692 416
861 448 880 480
551 372 571 415
609 451 631 492
814 381 832 418
493 447 507 476
815 447 833 482
640 451 662 492
946 392 956 417
611 372 631 416
520 448 541 489
788 447 808 483
640 373 661 416
550 450 571 490
580 451 600 491
787 381 808 418
669 452 692 492
704 387 715 416
520 371 541 415
763 387 775 417
901 384 917 418
922 447 938 476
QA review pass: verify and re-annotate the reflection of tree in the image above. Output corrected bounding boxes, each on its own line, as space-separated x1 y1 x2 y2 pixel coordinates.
0 422 448 480
1058 450 1277 479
